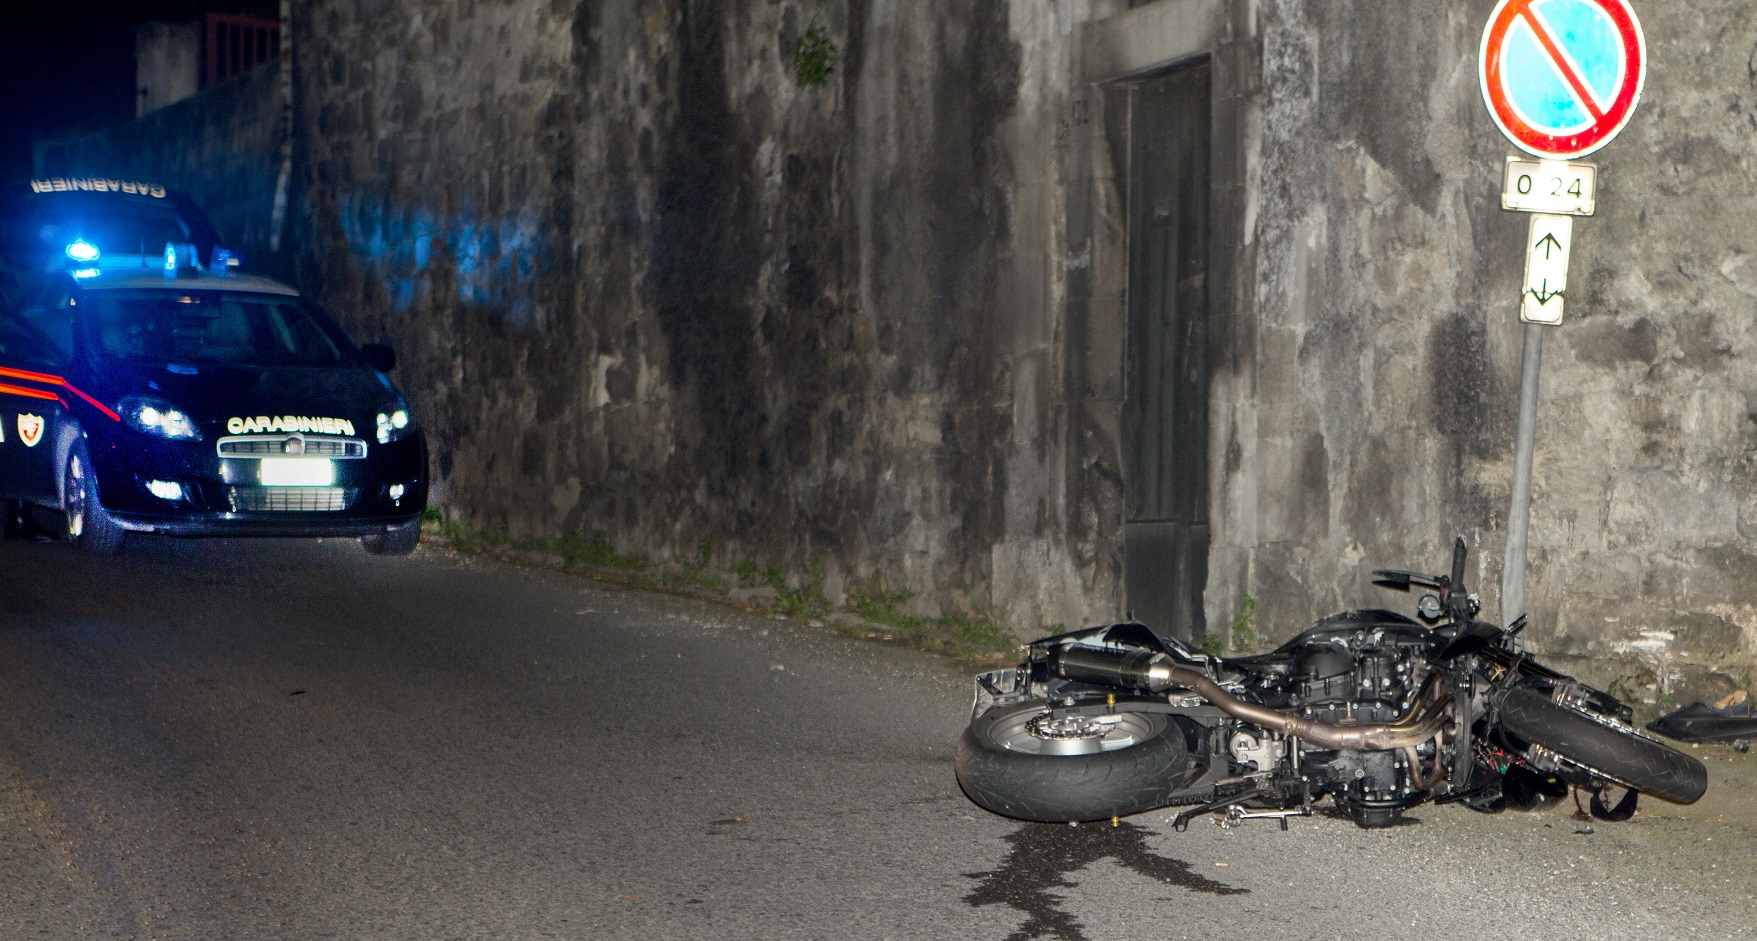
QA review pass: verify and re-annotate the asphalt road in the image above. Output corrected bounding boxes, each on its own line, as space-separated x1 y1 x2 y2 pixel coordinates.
2 533 1755 941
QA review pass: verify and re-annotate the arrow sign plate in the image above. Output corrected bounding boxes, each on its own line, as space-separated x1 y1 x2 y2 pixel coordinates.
1521 213 1573 324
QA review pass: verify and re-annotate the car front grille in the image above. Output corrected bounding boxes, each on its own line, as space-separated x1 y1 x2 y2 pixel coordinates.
227 487 357 512
217 435 367 459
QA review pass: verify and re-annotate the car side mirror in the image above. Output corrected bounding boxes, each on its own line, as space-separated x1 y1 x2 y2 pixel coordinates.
361 343 397 372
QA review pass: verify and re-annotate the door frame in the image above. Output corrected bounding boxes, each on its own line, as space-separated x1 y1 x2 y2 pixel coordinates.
1067 0 1255 643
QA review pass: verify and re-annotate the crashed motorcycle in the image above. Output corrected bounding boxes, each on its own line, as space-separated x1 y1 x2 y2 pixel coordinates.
956 538 1707 829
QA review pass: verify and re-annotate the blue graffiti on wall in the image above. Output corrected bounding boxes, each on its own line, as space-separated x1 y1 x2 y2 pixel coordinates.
338 196 550 327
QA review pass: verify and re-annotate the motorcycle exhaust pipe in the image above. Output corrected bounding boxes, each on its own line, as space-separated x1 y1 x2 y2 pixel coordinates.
1047 646 1451 751
1048 646 1181 692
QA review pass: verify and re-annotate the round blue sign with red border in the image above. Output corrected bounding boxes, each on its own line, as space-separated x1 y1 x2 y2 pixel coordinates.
1479 0 1646 159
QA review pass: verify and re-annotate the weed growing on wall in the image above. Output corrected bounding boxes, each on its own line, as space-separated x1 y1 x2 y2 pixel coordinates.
774 556 831 618
550 534 647 570
769 0 837 87
736 557 761 588
1230 595 1257 652
852 588 919 629
793 25 836 87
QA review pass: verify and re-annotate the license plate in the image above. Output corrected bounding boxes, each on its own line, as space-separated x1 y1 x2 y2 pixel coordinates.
259 458 334 486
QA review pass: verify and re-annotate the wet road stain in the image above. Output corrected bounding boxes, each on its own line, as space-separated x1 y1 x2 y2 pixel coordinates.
963 821 1245 941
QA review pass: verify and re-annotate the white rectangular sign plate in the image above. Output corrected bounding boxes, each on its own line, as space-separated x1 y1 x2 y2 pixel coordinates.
1520 213 1573 325
1502 158 1596 216
259 458 335 487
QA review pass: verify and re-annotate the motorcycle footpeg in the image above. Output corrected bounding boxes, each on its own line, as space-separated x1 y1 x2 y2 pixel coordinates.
1222 805 1310 831
1171 787 1270 832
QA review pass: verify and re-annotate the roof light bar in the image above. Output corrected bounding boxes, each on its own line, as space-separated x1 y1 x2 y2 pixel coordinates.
163 241 200 279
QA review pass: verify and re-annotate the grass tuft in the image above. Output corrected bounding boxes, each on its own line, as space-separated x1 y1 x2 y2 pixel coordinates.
549 534 647 570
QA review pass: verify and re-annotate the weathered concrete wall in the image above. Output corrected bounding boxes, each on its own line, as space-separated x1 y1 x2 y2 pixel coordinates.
287 0 1114 633
35 62 284 265
38 0 1757 700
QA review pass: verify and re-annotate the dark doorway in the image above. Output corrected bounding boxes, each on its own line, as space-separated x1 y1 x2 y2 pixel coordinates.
1122 62 1211 644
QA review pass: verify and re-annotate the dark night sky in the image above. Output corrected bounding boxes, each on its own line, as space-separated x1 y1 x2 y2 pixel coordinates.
0 1 275 187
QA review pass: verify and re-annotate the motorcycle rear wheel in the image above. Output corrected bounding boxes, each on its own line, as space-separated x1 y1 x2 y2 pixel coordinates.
955 699 1196 822
1498 687 1707 804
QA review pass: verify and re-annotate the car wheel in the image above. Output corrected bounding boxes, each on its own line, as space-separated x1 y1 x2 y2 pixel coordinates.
64 445 124 555
362 519 420 556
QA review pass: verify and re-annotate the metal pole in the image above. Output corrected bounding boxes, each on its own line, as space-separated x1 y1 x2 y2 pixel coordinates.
268 0 293 254
1501 321 1545 625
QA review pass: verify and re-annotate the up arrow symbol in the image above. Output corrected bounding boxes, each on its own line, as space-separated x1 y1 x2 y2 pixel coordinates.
1520 213 1572 325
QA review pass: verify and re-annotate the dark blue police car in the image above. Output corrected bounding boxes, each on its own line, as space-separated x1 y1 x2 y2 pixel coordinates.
0 242 427 554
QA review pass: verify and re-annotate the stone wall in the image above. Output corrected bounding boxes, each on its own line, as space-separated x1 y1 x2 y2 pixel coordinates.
286 0 1105 633
37 0 1757 699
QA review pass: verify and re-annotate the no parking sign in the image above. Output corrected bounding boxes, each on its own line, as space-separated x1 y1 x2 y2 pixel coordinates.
1479 0 1646 159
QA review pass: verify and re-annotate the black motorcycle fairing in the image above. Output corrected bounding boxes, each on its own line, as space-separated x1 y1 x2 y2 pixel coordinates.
1434 619 1503 661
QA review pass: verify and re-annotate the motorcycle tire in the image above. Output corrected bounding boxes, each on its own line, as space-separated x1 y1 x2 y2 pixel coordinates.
955 699 1196 822
1498 686 1707 804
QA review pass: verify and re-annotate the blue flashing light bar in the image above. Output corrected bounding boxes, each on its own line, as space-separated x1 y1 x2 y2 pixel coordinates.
65 239 100 263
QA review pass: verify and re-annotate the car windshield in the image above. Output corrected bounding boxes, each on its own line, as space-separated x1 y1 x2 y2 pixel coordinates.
88 291 351 366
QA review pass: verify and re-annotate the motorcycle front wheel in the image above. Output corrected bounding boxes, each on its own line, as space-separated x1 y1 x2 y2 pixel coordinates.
1498 686 1708 804
955 699 1196 822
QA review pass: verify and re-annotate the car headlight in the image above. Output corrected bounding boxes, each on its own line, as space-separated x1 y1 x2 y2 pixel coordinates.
375 401 414 444
120 397 201 440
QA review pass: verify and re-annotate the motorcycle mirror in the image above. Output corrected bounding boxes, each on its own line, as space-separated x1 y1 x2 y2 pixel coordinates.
1372 570 1413 591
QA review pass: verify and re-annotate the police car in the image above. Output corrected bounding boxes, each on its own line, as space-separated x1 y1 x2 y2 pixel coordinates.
0 239 428 554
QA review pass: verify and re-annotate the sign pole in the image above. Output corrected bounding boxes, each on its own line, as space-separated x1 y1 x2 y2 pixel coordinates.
1479 0 1645 626
1501 321 1544 625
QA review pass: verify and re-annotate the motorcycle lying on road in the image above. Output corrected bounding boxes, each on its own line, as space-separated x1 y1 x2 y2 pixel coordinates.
956 538 1707 829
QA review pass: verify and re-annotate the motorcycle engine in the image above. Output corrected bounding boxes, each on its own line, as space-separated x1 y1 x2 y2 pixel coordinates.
1290 643 1411 723
1283 637 1431 826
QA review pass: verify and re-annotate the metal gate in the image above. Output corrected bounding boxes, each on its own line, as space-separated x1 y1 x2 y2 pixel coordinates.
1122 62 1212 644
